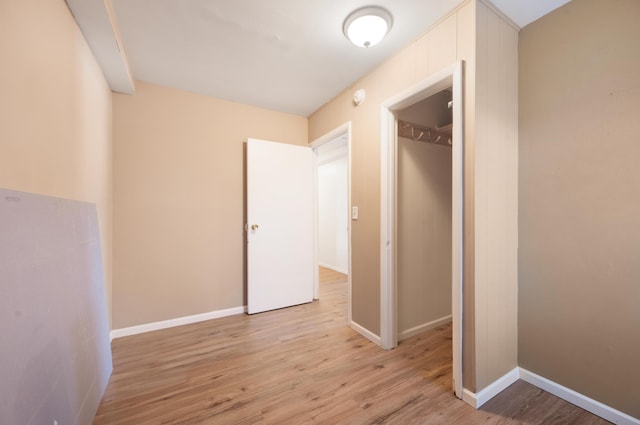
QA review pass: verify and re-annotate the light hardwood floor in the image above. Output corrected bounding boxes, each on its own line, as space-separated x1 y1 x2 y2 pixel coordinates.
94 268 610 424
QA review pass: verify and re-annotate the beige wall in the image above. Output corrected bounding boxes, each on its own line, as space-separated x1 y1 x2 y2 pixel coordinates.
473 1 519 390
519 0 640 417
0 0 113 323
112 81 307 329
397 137 452 335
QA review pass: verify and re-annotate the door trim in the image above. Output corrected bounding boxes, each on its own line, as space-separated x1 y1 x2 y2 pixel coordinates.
380 62 464 398
311 122 352 324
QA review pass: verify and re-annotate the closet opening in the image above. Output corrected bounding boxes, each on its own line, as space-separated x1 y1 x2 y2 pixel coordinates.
380 62 464 398
396 89 453 344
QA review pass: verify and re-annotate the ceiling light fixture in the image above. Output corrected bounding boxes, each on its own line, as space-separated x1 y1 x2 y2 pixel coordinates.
343 6 393 48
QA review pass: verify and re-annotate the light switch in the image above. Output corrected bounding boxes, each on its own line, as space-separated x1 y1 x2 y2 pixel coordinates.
352 206 359 220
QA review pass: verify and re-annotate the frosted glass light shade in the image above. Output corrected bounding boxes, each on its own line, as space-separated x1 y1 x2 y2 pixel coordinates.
343 7 392 48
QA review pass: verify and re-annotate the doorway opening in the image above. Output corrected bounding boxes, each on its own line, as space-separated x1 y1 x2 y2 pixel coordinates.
380 62 464 398
312 122 352 323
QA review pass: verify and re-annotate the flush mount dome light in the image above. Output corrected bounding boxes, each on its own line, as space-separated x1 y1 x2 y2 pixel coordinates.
343 6 393 48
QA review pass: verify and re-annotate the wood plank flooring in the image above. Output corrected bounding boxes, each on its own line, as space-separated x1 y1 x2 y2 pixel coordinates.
93 268 610 424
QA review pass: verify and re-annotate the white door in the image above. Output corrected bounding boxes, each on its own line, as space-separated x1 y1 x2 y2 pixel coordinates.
247 138 314 314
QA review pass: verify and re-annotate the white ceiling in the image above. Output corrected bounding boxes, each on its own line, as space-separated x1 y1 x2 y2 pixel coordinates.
489 0 571 27
68 0 571 117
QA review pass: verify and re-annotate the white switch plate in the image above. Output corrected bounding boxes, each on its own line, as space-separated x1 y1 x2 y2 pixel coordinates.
351 206 358 220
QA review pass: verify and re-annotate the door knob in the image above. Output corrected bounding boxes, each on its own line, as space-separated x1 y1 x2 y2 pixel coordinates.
251 224 259 231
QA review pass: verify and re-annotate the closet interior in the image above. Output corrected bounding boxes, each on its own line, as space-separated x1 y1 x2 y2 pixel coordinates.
396 88 453 341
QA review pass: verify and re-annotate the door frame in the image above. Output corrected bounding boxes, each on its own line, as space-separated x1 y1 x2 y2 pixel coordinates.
380 62 464 398
311 122 352 323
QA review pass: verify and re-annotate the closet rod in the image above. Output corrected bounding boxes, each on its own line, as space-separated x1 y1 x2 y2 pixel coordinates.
397 120 452 146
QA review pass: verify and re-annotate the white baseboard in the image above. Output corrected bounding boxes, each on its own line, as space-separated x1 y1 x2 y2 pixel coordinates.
319 263 348 274
110 306 246 340
399 315 452 341
462 388 477 407
461 367 639 424
462 367 520 408
520 368 640 425
350 320 382 346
